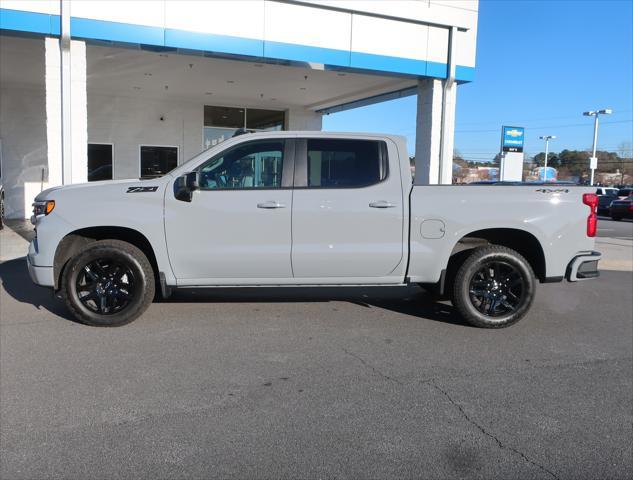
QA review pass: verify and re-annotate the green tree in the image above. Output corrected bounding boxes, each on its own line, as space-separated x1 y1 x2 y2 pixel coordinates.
533 152 560 168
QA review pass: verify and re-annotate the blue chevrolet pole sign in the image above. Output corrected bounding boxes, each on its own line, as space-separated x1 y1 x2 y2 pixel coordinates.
501 126 525 153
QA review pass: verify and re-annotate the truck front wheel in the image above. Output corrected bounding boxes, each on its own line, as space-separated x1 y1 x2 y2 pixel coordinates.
61 239 155 326
451 246 536 328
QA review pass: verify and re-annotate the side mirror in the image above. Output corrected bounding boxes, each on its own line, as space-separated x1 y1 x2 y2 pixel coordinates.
174 171 200 202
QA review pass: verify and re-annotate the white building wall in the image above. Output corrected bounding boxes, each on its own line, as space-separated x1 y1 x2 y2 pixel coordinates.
86 95 322 180
0 86 48 219
87 94 203 179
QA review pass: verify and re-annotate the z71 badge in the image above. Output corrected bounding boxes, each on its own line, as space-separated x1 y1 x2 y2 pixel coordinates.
126 186 158 193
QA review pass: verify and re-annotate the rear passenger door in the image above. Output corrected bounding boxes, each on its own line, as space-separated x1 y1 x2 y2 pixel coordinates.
291 137 405 282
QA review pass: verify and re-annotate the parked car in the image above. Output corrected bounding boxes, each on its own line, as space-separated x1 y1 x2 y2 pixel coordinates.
617 188 633 199
596 187 619 215
28 132 601 328
595 187 619 196
609 195 633 221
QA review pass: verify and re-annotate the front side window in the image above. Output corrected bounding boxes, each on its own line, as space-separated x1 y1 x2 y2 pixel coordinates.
306 139 387 188
198 140 284 190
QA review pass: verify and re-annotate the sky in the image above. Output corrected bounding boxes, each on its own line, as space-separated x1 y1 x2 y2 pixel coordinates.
323 0 633 161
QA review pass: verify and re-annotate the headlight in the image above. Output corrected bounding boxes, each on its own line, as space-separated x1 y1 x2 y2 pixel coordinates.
32 200 55 216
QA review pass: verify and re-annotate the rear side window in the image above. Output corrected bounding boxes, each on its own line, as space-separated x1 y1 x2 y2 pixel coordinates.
306 139 387 188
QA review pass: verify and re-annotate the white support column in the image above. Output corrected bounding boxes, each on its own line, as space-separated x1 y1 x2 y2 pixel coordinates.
285 108 323 130
44 37 87 187
70 40 87 183
414 78 443 185
414 27 458 186
45 37 62 187
60 0 71 184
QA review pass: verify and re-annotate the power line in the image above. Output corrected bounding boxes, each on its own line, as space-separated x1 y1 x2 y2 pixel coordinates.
456 119 632 133
455 109 633 127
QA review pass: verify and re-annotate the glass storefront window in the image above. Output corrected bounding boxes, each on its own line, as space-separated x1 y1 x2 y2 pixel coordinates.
140 145 178 178
246 108 284 131
87 143 113 181
203 105 285 149
204 106 244 128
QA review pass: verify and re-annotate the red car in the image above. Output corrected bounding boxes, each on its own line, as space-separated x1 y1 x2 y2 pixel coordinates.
609 195 633 221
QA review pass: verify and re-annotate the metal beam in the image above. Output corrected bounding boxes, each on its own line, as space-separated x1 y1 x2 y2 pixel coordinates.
316 86 417 115
438 26 457 185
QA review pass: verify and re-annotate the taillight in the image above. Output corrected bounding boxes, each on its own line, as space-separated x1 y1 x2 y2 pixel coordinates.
583 193 598 237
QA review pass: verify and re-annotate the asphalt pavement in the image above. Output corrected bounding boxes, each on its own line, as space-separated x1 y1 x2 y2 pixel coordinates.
597 216 633 240
1 225 632 479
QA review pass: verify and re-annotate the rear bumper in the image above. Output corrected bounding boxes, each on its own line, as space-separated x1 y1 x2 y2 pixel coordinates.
566 251 601 282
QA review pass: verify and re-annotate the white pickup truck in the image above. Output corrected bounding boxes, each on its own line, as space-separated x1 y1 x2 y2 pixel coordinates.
28 131 601 328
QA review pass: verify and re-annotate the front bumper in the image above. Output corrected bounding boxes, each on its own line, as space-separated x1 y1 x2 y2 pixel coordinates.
27 243 55 287
566 251 601 282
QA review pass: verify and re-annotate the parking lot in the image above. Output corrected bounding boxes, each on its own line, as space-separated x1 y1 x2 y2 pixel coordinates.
1 219 632 479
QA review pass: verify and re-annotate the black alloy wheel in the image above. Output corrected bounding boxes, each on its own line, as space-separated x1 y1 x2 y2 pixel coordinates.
61 239 155 326
75 258 136 315
451 246 536 328
468 260 524 317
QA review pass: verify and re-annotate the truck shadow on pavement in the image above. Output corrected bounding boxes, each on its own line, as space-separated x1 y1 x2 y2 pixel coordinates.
0 257 468 327
165 286 468 326
0 257 77 322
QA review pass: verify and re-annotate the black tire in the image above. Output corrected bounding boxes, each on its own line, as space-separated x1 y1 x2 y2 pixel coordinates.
61 239 155 326
451 246 536 328
611 216 622 221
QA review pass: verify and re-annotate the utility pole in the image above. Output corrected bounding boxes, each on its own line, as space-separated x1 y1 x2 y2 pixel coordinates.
583 109 612 186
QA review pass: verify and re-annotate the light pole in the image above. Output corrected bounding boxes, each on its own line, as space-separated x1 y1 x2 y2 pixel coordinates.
583 109 612 185
539 135 556 181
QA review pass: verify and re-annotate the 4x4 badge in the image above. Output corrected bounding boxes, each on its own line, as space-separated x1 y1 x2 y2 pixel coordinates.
535 188 569 193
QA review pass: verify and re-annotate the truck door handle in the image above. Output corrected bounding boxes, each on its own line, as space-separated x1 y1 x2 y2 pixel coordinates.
257 201 286 209
369 201 397 208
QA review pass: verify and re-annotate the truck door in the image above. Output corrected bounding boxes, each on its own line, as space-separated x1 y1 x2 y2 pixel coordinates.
164 138 294 284
291 137 405 281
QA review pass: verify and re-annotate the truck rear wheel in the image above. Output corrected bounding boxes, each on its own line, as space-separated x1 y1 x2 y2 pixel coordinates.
61 239 155 326
451 246 535 328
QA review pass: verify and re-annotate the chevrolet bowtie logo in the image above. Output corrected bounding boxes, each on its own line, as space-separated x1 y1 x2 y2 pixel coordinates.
506 129 523 138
